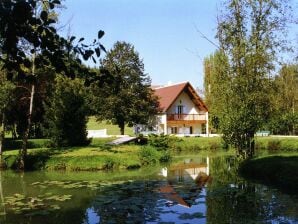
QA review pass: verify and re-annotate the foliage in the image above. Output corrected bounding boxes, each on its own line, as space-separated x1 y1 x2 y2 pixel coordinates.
203 51 229 132
3 138 50 150
90 41 159 135
267 64 298 135
0 70 15 159
0 0 106 169
44 75 90 147
215 0 292 158
148 134 174 150
0 0 105 79
138 146 160 165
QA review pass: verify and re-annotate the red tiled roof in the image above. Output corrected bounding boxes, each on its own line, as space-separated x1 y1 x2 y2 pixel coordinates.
154 82 187 112
153 82 208 112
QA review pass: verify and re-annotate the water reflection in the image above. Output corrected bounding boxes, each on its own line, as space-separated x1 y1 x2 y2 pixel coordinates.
0 156 297 224
159 157 211 209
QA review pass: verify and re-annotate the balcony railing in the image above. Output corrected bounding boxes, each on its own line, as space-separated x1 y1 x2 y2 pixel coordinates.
167 113 206 121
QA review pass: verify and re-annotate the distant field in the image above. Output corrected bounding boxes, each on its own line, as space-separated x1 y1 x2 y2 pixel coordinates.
87 116 134 136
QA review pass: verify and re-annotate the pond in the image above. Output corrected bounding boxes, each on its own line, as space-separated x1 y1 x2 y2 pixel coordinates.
0 155 297 224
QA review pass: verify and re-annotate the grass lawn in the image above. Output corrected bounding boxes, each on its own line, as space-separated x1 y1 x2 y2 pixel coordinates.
87 116 134 136
239 153 298 194
3 138 142 171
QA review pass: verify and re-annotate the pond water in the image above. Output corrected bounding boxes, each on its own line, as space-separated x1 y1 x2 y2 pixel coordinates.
0 155 297 224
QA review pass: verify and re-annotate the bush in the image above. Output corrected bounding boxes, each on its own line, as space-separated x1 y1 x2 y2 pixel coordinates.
159 151 172 163
139 146 159 165
148 134 177 150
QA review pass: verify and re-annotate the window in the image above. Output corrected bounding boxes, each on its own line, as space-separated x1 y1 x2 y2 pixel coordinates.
171 127 178 134
177 105 184 119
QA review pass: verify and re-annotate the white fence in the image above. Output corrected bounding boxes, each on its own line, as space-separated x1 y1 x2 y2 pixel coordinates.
87 129 107 138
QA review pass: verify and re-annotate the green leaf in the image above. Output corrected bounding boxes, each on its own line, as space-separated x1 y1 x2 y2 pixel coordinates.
40 11 48 21
95 47 101 57
98 30 105 39
99 44 106 53
70 36 76 42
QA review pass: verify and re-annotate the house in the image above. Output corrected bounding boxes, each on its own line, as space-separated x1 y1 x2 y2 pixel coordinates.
153 82 209 136
159 157 211 208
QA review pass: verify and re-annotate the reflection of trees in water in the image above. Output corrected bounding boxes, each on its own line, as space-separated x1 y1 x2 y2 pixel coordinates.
206 156 298 223
0 171 90 224
91 180 163 223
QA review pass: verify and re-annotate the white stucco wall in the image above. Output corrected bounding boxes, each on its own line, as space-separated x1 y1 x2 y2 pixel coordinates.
156 90 209 135
167 91 201 115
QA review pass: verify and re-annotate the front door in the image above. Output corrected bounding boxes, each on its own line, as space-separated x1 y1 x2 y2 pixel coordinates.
190 126 193 134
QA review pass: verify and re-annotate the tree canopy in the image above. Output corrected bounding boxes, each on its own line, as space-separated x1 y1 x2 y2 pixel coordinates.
0 0 106 169
211 0 293 157
90 41 159 135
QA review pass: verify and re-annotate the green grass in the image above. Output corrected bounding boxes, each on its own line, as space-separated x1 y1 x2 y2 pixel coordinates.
170 137 229 152
255 136 298 152
87 116 134 136
239 154 298 194
3 135 297 172
2 138 167 171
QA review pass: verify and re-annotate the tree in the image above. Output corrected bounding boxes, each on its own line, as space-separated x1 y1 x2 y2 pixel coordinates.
216 0 291 158
45 75 89 147
268 64 298 135
0 70 15 167
91 41 159 135
0 0 106 169
203 50 229 132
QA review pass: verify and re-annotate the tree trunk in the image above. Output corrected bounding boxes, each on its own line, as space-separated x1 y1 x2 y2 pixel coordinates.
18 50 36 170
18 84 35 170
120 122 125 135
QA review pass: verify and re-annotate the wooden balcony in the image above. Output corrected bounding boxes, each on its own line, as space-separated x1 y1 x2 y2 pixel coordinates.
167 113 207 125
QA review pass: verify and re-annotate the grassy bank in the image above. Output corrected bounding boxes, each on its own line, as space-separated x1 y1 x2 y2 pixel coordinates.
239 153 298 194
170 137 227 152
2 136 297 171
255 137 298 152
2 138 169 171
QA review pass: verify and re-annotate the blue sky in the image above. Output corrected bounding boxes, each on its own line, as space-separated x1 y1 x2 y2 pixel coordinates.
59 0 221 89
58 0 297 89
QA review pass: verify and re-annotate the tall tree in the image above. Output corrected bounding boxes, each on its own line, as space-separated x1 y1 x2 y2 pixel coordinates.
216 0 291 158
45 75 89 147
0 0 106 169
203 50 229 132
91 41 159 135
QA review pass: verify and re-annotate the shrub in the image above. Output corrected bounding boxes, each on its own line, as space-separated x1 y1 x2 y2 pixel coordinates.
139 146 159 165
159 151 172 163
148 134 178 150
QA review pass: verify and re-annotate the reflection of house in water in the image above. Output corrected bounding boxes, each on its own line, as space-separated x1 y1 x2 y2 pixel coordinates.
159 157 211 208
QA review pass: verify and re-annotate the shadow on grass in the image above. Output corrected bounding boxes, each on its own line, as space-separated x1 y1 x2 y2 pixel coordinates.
239 156 298 195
